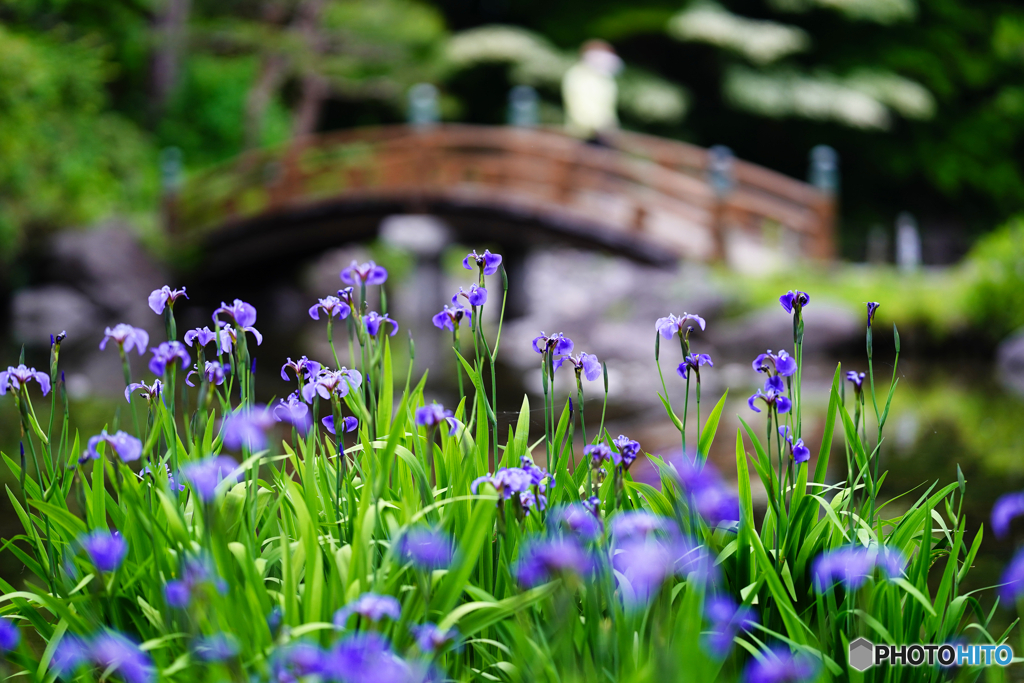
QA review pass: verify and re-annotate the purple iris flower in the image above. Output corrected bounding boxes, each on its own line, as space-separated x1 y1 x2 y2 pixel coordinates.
164 580 190 608
340 260 388 286
866 301 881 328
182 456 240 502
532 332 573 355
0 364 51 396
334 593 401 627
453 285 487 307
613 535 713 606
778 426 811 463
364 311 399 337
321 415 359 435
515 536 592 587
610 511 666 538
549 504 604 541
272 641 325 679
99 324 149 355
194 633 239 662
471 468 533 498
752 350 796 377
185 360 226 387
812 545 905 592
81 530 127 573
748 388 791 414
148 341 190 376
301 367 361 403
765 375 785 393
322 633 410 683
52 635 88 675
463 249 502 275
397 527 455 570
998 547 1024 602
432 303 471 331
148 286 188 315
992 492 1024 539
281 356 321 383
677 353 713 380
411 623 457 653
214 321 262 350
83 430 142 464
554 352 602 381
655 313 706 339
744 646 817 683
779 290 810 314
163 558 226 608
183 326 232 355
309 295 351 321
138 464 185 492
846 371 865 391
213 299 256 327
89 632 154 683
703 595 757 658
415 403 453 428
212 300 262 345
222 406 276 451
673 456 740 525
0 617 20 652
585 443 615 467
612 435 641 469
125 379 163 403
274 392 312 432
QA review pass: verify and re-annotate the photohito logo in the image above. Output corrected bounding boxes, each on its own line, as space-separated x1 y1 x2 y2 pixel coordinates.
848 638 1014 671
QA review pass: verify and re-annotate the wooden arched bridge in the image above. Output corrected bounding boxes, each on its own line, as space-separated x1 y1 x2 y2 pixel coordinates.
169 125 835 270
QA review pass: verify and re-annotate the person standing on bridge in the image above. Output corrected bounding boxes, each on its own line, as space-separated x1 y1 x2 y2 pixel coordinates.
562 40 624 145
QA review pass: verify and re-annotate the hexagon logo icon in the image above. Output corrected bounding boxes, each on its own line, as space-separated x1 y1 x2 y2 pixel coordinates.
849 637 875 672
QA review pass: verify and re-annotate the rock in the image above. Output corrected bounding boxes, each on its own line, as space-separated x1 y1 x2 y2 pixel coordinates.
997 329 1024 396
11 285 99 346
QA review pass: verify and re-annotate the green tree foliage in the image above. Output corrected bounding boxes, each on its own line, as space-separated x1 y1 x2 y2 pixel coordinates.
0 24 155 253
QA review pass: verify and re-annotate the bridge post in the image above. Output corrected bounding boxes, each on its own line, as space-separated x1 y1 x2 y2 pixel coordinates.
160 146 183 234
408 84 440 128
707 145 735 261
508 86 539 127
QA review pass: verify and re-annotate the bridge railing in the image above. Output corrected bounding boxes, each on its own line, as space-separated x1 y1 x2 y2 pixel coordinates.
170 125 835 264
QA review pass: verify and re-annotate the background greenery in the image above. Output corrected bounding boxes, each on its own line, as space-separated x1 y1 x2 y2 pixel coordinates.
2 0 1024 262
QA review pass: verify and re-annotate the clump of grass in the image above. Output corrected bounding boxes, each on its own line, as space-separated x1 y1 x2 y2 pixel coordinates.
0 252 1010 682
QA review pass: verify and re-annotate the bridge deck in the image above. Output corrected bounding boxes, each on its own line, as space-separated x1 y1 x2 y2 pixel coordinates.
169 125 835 267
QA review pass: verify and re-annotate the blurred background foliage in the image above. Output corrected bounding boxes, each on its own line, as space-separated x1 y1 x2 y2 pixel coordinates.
1 0 1024 265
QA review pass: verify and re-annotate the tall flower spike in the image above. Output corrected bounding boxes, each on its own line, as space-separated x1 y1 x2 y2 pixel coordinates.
82 430 142 464
339 260 388 286
677 353 713 380
462 249 502 275
185 361 226 387
866 301 881 327
532 332 573 355
148 286 188 315
364 312 398 337
182 456 240 502
554 352 602 381
655 313 706 339
80 530 127 573
747 388 791 414
752 349 796 377
309 295 351 321
432 304 471 331
99 324 149 355
779 290 810 314
125 379 163 403
148 342 190 376
453 285 487 307
0 364 51 396
280 356 321 382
